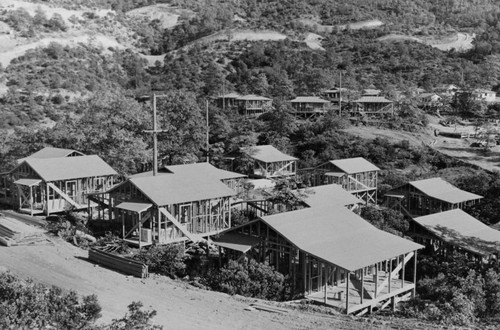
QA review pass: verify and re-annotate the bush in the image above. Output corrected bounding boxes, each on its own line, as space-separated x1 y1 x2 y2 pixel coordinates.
133 244 186 279
0 272 101 329
204 259 286 301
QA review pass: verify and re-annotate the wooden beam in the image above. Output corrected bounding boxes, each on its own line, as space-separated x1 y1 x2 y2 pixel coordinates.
345 271 350 314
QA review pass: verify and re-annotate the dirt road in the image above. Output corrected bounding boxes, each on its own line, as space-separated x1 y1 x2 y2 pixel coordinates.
0 236 394 329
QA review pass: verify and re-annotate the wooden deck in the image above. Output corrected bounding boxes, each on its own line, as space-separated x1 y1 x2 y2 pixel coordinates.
306 271 414 315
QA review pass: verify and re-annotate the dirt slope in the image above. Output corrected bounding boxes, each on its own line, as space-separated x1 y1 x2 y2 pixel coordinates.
0 234 443 329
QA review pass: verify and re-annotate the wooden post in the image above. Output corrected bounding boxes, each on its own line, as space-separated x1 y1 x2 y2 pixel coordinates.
375 263 378 298
138 212 142 248
121 211 125 239
388 258 392 293
29 186 33 216
412 250 417 298
45 183 50 216
401 253 405 288
302 253 307 295
324 267 328 304
345 272 350 314
360 269 364 304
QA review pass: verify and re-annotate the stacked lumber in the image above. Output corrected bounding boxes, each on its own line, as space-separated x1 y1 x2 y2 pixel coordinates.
89 248 148 278
0 216 48 247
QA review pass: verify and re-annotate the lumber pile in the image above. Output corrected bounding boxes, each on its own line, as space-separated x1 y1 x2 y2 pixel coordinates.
0 215 49 247
88 248 148 278
248 303 289 314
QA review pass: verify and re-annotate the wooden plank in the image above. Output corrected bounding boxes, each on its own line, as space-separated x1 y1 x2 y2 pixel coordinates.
89 249 148 278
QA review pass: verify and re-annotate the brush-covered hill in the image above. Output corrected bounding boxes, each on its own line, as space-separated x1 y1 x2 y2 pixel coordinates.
2 0 500 128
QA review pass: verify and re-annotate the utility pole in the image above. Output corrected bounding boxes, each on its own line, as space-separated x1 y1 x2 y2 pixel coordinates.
339 72 342 117
144 93 168 176
206 99 209 163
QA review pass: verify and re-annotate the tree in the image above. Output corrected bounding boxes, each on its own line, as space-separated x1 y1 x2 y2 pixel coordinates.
156 91 206 164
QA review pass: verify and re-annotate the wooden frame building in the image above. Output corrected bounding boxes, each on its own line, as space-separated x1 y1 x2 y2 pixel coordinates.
215 93 272 117
241 145 298 179
289 96 331 118
213 203 423 315
384 177 483 217
351 96 394 118
412 209 500 260
0 153 117 216
310 157 380 204
96 163 244 247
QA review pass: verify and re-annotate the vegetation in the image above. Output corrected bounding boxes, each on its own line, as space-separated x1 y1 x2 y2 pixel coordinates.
203 259 287 301
0 272 161 329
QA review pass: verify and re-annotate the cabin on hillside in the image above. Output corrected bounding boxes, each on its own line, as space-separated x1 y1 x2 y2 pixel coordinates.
214 93 272 117
351 96 394 118
323 87 349 104
412 209 500 260
96 163 244 247
384 177 483 217
240 145 297 179
213 204 423 315
289 96 331 118
236 94 273 117
434 84 459 97
214 92 242 109
298 184 364 212
417 93 442 111
15 147 84 164
0 152 117 216
310 157 379 204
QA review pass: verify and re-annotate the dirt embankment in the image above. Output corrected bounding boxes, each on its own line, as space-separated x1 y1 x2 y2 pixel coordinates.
0 235 440 330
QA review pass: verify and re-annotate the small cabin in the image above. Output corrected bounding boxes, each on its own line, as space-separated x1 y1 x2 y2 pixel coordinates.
214 93 272 116
412 209 500 260
0 152 117 216
99 163 243 247
235 94 272 117
214 92 242 109
213 204 423 315
351 96 394 118
289 96 331 118
15 147 84 164
240 145 297 179
313 157 379 204
417 93 442 111
384 177 483 217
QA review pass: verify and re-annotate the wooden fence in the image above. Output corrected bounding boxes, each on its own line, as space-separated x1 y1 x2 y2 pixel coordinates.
88 248 148 278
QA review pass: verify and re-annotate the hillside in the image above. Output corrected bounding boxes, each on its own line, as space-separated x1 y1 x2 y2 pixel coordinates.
3 1 500 327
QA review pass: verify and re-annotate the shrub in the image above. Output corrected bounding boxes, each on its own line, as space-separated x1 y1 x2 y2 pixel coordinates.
205 259 286 301
133 244 186 279
0 272 101 329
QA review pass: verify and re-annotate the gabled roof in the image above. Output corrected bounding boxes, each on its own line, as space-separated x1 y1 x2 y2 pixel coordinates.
409 178 483 204
298 184 363 208
290 96 330 103
354 96 392 103
362 89 381 96
218 92 241 99
131 163 246 181
20 155 117 181
260 205 422 271
237 94 272 101
241 145 297 163
164 163 246 180
328 157 380 174
123 163 236 206
17 147 84 163
414 209 500 256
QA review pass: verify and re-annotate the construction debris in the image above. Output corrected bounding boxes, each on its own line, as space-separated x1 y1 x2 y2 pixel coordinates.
0 215 50 246
249 303 289 314
88 248 149 278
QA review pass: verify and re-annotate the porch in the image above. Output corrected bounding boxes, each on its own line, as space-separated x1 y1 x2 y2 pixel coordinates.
306 268 415 315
